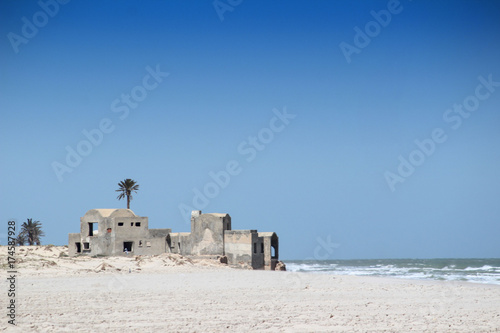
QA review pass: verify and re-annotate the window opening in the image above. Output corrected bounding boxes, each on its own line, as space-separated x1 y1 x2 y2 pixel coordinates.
88 222 98 236
123 241 133 252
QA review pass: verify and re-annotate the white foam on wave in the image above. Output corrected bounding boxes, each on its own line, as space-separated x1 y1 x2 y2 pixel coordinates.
464 265 495 271
284 261 500 285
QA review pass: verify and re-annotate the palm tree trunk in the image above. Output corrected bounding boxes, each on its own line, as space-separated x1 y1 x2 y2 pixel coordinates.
127 194 130 209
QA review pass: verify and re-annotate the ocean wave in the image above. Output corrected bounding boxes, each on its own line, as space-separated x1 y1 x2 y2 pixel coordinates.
464 265 495 271
284 259 500 285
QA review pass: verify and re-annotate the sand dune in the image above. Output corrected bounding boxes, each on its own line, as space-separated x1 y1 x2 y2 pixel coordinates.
2 246 500 332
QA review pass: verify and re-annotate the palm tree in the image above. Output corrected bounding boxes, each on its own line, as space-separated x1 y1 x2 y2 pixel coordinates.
16 233 27 246
116 178 140 209
19 219 45 246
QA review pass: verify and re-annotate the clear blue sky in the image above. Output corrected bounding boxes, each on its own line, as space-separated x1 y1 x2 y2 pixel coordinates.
1 0 499 259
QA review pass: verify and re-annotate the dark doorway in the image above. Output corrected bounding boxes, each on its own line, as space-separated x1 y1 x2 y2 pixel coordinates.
75 242 81 253
123 241 133 252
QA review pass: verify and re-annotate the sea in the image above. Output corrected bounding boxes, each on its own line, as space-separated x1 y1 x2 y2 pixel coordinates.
285 258 500 285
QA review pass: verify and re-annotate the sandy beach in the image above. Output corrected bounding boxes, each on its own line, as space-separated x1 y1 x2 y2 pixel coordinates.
2 246 500 332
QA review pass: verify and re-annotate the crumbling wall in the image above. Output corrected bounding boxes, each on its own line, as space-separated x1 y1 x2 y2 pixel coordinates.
168 232 193 256
190 212 231 256
224 230 265 268
251 232 264 269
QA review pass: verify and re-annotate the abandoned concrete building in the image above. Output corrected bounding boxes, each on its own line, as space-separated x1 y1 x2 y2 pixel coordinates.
68 209 280 270
68 209 171 257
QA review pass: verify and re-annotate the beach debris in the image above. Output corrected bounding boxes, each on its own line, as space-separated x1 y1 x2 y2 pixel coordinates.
42 260 57 267
218 255 228 264
235 262 253 270
94 262 109 272
135 256 144 267
94 262 120 272
275 261 286 271
158 253 193 266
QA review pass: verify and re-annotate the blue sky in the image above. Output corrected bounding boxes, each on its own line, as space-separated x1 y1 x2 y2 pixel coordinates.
1 0 499 259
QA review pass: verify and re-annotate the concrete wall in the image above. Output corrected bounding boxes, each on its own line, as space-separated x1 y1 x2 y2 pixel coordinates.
132 234 170 256
224 230 253 266
168 232 193 256
68 233 80 256
168 212 231 257
251 232 264 269
190 212 231 256
224 230 264 269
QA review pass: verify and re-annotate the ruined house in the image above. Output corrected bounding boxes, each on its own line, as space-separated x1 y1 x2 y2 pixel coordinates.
68 209 280 270
68 209 171 256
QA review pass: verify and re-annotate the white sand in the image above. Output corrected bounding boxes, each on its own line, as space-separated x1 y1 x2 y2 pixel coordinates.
2 246 500 332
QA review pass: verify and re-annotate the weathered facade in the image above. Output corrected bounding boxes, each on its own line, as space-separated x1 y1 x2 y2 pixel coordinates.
68 209 280 270
68 209 170 257
224 230 279 270
168 211 231 257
